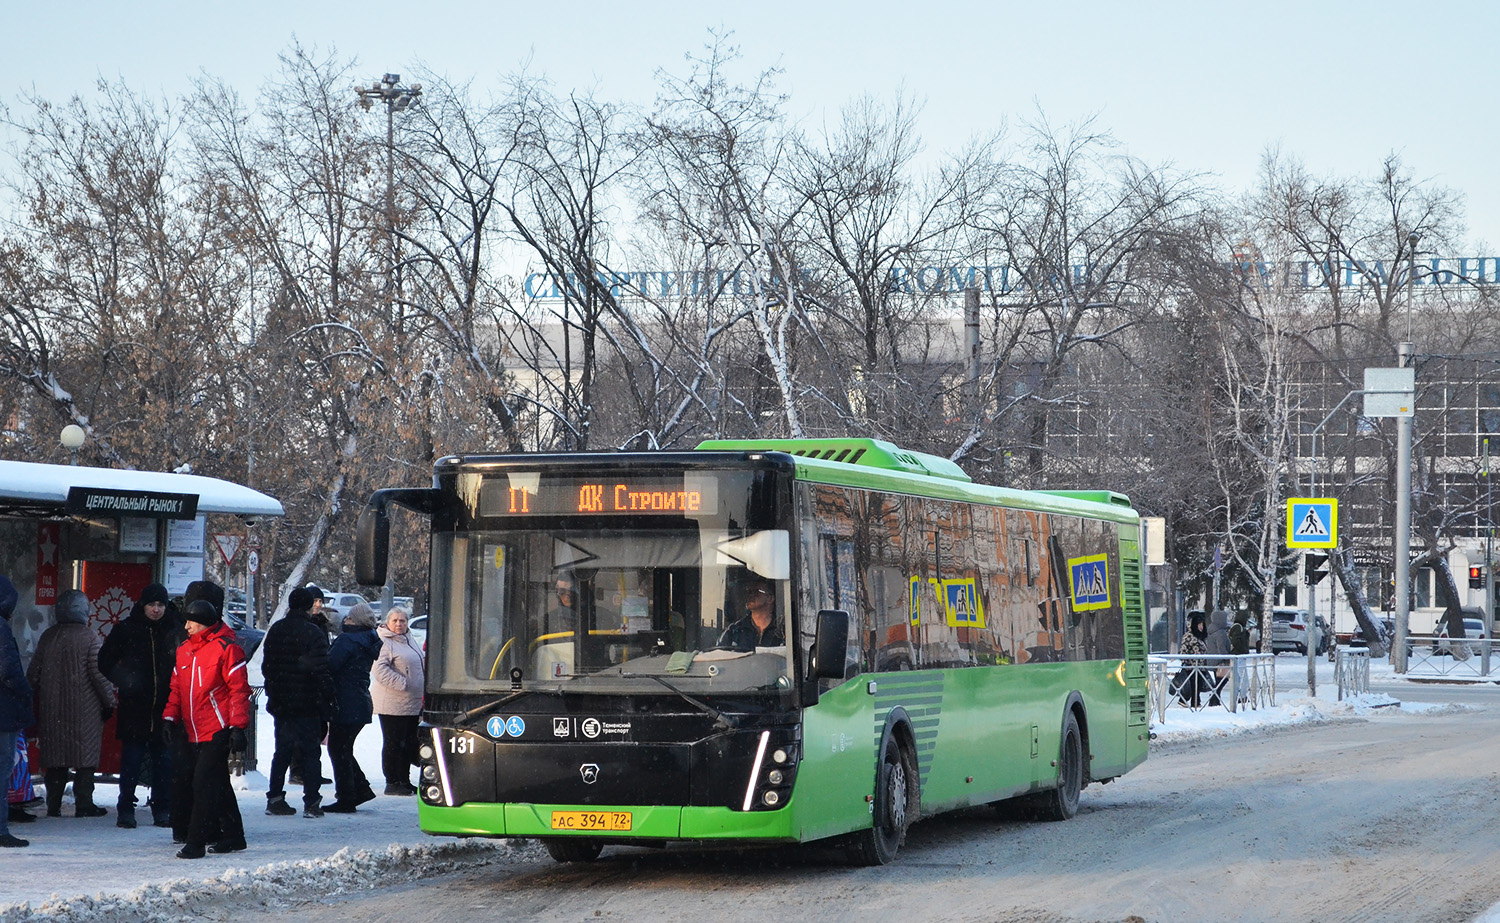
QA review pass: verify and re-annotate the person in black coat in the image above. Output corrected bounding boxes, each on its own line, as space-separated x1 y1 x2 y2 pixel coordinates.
98 583 187 829
323 603 382 813
0 576 35 847
261 586 335 817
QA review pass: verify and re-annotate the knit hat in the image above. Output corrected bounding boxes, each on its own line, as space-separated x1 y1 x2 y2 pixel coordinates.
304 584 326 601
139 583 170 607
289 586 315 611
184 580 225 615
0 576 16 622
184 599 221 627
343 602 376 630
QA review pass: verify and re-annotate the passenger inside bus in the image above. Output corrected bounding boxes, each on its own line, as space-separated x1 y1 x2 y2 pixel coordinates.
717 575 783 651
544 572 580 634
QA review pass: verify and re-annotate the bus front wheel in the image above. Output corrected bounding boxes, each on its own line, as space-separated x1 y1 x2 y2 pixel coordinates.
847 735 916 866
544 838 603 863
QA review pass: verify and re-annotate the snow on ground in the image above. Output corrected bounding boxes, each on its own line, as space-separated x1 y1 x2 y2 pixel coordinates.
1149 653 1466 744
0 654 1487 922
0 691 536 922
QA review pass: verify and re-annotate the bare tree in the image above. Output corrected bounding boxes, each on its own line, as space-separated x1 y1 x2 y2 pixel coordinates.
793 92 1003 440
644 36 815 438
974 114 1206 485
187 45 422 615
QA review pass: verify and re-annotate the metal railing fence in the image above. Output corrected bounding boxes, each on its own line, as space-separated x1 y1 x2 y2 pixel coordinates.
1334 649 1370 700
1402 634 1495 679
1147 653 1276 723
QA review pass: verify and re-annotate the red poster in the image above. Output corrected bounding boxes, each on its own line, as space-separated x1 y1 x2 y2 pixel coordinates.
77 562 152 777
35 523 60 606
79 562 152 643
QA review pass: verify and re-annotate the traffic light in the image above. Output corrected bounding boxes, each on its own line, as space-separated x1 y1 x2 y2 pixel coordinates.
1304 551 1329 586
1470 566 1484 589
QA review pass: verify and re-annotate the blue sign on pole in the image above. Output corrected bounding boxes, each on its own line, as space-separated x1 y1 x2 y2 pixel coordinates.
1287 498 1338 548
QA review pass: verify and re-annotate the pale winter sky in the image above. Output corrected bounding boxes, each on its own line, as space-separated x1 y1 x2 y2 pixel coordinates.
5 0 1497 249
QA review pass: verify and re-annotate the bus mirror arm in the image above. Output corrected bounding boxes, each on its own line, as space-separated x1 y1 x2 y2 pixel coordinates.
356 488 439 587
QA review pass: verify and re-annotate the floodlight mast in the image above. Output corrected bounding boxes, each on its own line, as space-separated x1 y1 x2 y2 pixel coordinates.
354 74 422 327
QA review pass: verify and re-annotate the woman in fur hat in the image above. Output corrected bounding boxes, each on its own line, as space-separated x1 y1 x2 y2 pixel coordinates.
27 589 115 818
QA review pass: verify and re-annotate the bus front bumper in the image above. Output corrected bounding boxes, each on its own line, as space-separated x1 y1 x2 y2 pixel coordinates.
419 800 800 842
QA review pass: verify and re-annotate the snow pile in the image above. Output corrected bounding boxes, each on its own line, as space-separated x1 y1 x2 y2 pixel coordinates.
1149 690 1416 744
0 840 529 923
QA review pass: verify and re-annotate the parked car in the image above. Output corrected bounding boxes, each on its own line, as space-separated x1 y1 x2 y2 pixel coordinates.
408 614 428 649
368 595 415 619
1348 617 1393 649
222 608 265 657
321 591 370 622
224 587 248 620
1432 612 1490 656
1270 607 1332 655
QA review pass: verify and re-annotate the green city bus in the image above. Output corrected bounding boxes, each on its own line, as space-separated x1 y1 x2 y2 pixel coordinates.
355 438 1149 864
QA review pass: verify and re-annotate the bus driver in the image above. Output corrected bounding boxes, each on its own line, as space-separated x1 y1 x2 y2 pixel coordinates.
717 576 784 651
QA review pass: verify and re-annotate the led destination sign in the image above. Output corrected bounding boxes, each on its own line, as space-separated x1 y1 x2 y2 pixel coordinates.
478 475 718 517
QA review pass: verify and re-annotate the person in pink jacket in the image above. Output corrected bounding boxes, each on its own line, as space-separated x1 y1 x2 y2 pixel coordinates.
162 601 251 859
371 607 424 796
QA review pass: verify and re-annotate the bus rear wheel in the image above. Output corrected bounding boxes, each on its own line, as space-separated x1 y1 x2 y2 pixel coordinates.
847 735 915 866
544 838 603 863
1030 710 1084 822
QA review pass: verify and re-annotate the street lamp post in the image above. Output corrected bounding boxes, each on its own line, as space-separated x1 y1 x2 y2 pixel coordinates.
59 424 85 465
1483 439 1495 637
355 74 422 329
1393 232 1418 672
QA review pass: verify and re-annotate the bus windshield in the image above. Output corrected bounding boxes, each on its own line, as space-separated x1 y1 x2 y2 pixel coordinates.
428 522 794 696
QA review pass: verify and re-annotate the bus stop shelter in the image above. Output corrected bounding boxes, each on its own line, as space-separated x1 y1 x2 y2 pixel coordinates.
0 459 283 773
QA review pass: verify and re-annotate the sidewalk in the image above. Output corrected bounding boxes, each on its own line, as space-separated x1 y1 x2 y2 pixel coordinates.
0 696 525 920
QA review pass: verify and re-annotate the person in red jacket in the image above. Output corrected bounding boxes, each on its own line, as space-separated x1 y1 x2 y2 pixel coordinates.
162 600 251 859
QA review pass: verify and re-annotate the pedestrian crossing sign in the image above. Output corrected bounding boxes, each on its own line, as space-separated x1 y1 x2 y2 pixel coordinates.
1286 498 1337 548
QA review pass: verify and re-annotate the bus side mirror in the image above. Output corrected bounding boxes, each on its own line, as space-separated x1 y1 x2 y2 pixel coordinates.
811 609 849 681
355 501 390 587
356 488 439 587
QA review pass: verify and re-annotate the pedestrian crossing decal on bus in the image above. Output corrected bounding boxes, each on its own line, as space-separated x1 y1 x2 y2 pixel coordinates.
938 578 985 628
1069 554 1111 611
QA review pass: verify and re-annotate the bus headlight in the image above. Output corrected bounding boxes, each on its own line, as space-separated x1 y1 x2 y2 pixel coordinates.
767 769 784 785
422 765 438 781
425 785 443 803
761 790 780 807
419 744 435 761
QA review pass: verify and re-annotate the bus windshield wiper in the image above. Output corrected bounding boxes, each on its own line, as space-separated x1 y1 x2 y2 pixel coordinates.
636 674 737 730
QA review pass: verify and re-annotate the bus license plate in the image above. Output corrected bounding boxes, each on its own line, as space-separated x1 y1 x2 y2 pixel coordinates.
551 810 632 831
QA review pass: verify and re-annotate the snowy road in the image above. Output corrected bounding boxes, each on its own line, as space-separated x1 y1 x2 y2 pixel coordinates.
218 703 1500 923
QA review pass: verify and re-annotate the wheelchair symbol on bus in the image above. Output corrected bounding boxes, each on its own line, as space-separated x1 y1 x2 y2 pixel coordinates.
485 715 526 738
